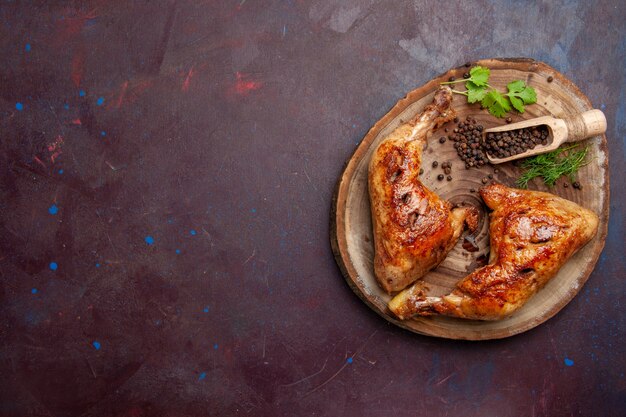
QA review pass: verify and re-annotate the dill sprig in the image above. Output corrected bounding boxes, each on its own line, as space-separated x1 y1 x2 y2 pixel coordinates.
516 145 589 188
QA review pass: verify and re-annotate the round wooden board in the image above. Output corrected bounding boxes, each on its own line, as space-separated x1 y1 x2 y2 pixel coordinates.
330 58 609 340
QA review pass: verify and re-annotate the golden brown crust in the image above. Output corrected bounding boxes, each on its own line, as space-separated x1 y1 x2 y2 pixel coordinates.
368 87 476 294
389 183 600 320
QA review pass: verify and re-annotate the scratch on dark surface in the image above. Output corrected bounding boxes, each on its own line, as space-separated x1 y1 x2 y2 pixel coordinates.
94 210 126 275
150 0 178 74
85 357 97 379
201 227 215 249
302 360 348 397
243 248 256 264
114 81 128 108
104 160 125 171
436 372 455 386
262 333 266 358
302 166 317 192
280 358 329 387
301 330 378 397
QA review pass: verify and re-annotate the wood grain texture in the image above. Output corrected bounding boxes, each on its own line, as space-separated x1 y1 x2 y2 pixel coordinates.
330 58 609 340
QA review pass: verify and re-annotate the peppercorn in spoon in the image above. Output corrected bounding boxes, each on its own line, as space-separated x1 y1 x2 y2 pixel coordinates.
482 110 606 164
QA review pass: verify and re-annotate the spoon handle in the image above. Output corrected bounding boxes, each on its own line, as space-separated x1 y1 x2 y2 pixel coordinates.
564 109 606 142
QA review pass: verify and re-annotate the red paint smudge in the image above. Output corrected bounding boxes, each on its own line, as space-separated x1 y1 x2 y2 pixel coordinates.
71 50 85 87
33 156 47 168
234 72 263 95
123 78 154 104
114 81 128 109
54 9 99 46
47 135 64 163
71 118 82 125
182 66 195 92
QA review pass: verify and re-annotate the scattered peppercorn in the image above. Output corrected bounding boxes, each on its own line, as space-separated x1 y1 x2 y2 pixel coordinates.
482 177 488 184
451 116 489 168
572 181 581 189
446 175 452 181
437 174 444 181
439 136 447 144
463 72 469 79
432 161 438 168
563 182 569 188
453 117 459 123
488 174 493 179
448 76 456 82
547 76 554 82
505 117 512 124
419 168 424 175
444 167 451 175
469 188 476 193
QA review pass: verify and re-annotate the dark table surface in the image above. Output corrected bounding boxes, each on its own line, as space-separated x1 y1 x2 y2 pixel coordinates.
1 1 625 416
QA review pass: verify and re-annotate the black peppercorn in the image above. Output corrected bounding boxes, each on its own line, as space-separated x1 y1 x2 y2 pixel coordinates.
484 125 550 159
437 174 444 181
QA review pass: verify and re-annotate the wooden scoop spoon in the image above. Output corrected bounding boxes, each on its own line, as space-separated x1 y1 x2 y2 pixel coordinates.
482 109 606 164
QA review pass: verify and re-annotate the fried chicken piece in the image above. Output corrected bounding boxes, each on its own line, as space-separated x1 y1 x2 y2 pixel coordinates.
389 183 599 320
368 87 478 294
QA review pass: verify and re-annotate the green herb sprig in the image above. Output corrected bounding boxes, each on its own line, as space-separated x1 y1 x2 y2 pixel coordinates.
516 145 589 188
441 66 537 118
